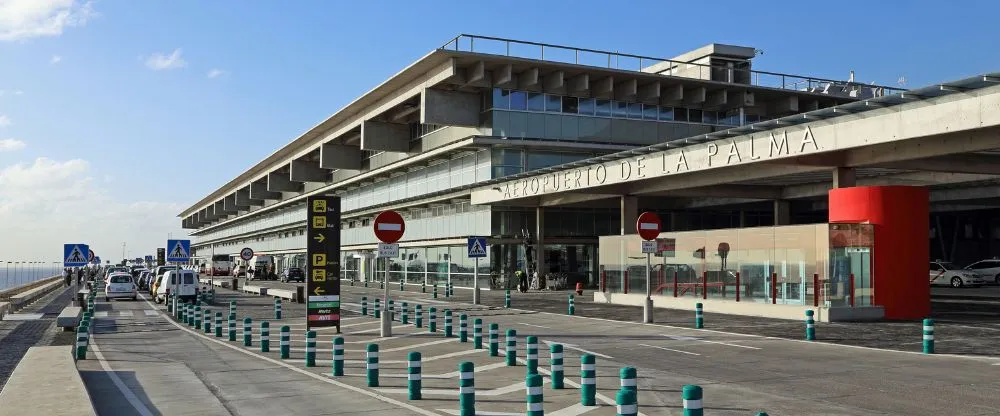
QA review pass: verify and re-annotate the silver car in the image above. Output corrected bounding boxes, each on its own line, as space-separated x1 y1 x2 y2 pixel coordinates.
964 259 1000 285
930 261 986 287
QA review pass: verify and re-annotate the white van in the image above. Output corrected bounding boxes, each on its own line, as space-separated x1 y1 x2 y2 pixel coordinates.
247 255 274 280
155 269 198 303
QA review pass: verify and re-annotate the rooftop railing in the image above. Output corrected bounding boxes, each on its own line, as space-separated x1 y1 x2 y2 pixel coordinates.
440 34 906 96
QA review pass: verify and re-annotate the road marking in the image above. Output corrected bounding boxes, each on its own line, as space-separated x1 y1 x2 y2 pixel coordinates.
437 409 520 416
691 338 760 350
547 403 603 416
347 324 411 335
95 311 109 318
429 361 508 378
518 322 551 329
378 378 539 397
89 338 156 416
638 343 701 356
143 310 158 316
541 340 613 359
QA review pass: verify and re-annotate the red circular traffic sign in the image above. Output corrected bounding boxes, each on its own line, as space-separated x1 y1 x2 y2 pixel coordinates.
635 212 662 241
373 210 406 244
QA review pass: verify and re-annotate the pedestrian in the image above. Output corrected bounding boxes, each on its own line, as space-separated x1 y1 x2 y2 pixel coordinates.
517 270 528 293
247 266 255 281
64 268 72 287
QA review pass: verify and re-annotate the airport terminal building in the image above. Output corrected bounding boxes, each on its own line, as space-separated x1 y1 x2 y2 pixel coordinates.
180 35 1000 320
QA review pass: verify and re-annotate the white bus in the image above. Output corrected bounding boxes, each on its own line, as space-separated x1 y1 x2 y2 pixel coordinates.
210 254 232 277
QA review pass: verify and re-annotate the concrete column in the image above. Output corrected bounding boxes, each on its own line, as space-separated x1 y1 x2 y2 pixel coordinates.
833 167 857 188
535 207 545 281
773 200 791 226
668 212 677 232
620 196 638 235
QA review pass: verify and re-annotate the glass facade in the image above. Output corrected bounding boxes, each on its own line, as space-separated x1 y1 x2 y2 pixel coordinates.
340 245 491 290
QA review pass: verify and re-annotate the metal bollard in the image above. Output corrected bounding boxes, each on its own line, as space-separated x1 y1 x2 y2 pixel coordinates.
444 310 453 337
489 323 499 356
526 336 539 375
401 302 409 324
366 343 379 387
389 299 395 322
243 317 252 346
805 310 816 341
274 298 282 320
415 304 423 328
433 283 438 299
75 324 89 360
505 289 511 308
260 321 270 352
428 307 437 332
458 362 475 416
682 384 703 416
550 343 564 389
459 314 468 343
526 373 543 416
617 388 638 416
581 354 596 406
923 318 935 354
361 296 368 316
695 303 704 329
620 367 637 394
280 326 290 359
374 298 381 319
407 351 421 400
473 318 483 349
204 308 212 334
333 337 344 376
568 294 575 315
505 329 517 366
214 312 222 337
305 331 317 367
228 314 236 341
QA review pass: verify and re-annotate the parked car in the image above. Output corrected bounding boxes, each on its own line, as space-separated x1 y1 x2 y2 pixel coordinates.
930 260 986 287
964 258 1000 285
281 267 305 283
105 273 137 301
155 269 198 303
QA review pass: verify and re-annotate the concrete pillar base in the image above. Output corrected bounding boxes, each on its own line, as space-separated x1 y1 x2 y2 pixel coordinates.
643 298 654 323
473 288 481 305
380 313 392 337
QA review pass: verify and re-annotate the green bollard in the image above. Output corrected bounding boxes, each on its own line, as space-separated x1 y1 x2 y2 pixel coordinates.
473 318 483 349
407 351 421 400
459 314 468 343
695 303 704 329
399 278 404 291
620 367 637 394
421 281 426 293
805 310 816 341
415 304 423 328
458 362 475 416
194 306 202 329
428 307 437 332
682 384 703 416
243 317 252 346
444 310 453 337
923 318 935 354
526 336 539 375
179 303 187 323
374 298 381 319
214 312 222 337
332 337 344 376
433 284 438 299
617 388 638 416
305 331 316 367
366 343 379 387
204 308 212 334
364 280 368 288
505 329 517 366
526 373 543 416
167 293 174 313
280 326 290 359
388 299 395 322
260 321 270 352
488 323 499 356
580 354 596 406
401 302 409 324
550 343 564 389
228 314 236 341
504 290 511 308
75 324 89 360
274 298 282 320
568 294 575 315
361 296 368 316
229 300 236 317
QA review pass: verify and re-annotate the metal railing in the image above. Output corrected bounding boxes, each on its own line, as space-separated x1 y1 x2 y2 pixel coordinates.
440 34 905 96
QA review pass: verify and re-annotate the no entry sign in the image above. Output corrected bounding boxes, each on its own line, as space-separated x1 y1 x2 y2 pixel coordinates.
636 212 662 241
373 210 405 244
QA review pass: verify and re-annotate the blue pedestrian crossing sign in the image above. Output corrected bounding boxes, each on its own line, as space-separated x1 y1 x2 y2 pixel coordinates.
145 255 153 263
166 239 191 262
64 244 90 267
467 237 488 258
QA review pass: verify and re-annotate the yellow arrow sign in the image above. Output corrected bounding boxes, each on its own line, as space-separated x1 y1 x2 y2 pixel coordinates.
313 233 325 243
313 286 326 296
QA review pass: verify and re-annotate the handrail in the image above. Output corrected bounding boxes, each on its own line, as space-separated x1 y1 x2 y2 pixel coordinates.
440 34 905 95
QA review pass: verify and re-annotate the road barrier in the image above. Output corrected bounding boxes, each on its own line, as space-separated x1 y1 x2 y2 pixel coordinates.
617 388 637 416
923 318 935 354
505 290 511 308
459 362 475 416
305 331 317 367
489 323 499 356
361 296 368 316
260 321 270 352
243 317 252 346
228 314 236 341
214 312 222 337
366 343 379 387
526 336 539 375
75 323 89 360
805 310 816 341
280 326 290 358
695 303 704 329
333 337 344 376
408 351 421 400
682 384 703 415
526 373 543 416
415 304 423 328
568 294 575 315
274 298 282 320
473 318 483 349
581 354 596 406
204 308 212 334
550 343 564 389
374 298 381 319
506 329 517 366
429 307 437 332
401 302 409 324
459 314 468 343
444 310 454 337
620 367 637 394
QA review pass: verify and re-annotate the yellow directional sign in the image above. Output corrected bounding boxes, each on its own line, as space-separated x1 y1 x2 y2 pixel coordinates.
313 286 326 296
313 233 326 243
312 199 327 213
312 253 326 267
312 216 327 229
312 269 326 282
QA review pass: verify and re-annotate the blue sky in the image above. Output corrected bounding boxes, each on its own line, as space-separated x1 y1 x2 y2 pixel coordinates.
0 0 998 261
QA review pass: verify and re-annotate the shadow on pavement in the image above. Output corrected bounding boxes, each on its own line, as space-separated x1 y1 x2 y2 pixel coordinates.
80 370 162 416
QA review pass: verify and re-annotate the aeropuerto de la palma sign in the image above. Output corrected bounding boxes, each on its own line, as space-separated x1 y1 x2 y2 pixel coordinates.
486 126 822 201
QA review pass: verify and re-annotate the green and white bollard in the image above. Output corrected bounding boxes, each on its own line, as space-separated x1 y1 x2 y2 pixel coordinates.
504 290 511 308
228 314 236 341
580 354 596 406
167 293 174 313
399 278 404 291
415 304 423 328
380 280 384 290
755 413 769 416
401 302 409 324
526 373 543 416
459 314 468 343
444 310 453 337
449 282 454 297
433 284 438 299
361 296 368 316
620 367 637 394
204 308 212 334
505 329 517 366
243 317 252 346
550 343 564 389
229 300 236 317
568 294 575 315
458 362 475 416
280 326 290 359
407 351 421 400
805 310 816 341
388 299 395 322
75 324 89 360
305 331 317 367
526 336 539 375
473 318 483 349
682 384 703 416
179 303 186 324
214 312 222 337
374 298 381 319
187 304 194 326
428 307 437 332
445 282 450 298
695 303 704 329
366 343 379 387
274 298 282 320
332 337 344 376
364 280 368 288
617 388 638 416
923 318 935 354
489 323 499 356
421 281 426 293
260 321 270 352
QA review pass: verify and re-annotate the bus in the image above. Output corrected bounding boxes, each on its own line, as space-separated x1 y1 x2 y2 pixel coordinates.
210 254 232 276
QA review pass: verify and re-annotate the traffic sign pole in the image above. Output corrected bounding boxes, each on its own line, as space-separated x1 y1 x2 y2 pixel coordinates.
637 212 662 324
374 210 405 338
473 257 480 305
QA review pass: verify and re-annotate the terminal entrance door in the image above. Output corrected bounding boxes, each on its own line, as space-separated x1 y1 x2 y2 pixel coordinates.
828 223 874 307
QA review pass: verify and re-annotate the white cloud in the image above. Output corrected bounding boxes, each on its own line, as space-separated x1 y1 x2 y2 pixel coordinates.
0 139 25 151
206 68 227 79
0 0 96 42
0 157 185 260
144 48 187 71
50 54 61 64
13 90 22 95
0 115 10 127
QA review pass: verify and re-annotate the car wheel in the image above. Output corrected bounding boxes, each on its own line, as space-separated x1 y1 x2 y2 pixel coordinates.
132 296 137 301
951 276 963 288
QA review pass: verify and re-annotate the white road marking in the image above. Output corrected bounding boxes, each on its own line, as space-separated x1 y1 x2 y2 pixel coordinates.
518 322 551 329
541 340 613 359
143 310 158 316
547 403 604 416
638 343 701 356
378 378 539 396
94 311 109 318
347 324 411 335
437 409 520 416
89 335 156 416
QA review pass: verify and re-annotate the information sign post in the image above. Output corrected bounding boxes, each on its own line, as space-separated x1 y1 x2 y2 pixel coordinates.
373 210 405 337
636 212 662 323
467 237 487 305
306 196 342 333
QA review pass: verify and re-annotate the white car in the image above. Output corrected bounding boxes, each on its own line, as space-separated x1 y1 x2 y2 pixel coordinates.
105 273 138 301
930 261 986 287
964 259 1000 285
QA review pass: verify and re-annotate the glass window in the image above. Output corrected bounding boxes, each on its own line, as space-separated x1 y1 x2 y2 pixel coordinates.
674 107 689 122
545 94 561 112
510 90 527 110
562 96 579 114
578 98 596 116
703 110 718 124
183 273 194 284
527 92 544 111
659 106 674 121
689 109 703 123
492 89 510 109
612 101 628 117
642 104 658 120
527 152 565 170
595 99 611 117
745 114 761 124
930 262 942 272
627 102 643 119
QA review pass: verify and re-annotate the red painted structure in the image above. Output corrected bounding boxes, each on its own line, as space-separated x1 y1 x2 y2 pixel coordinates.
828 186 930 320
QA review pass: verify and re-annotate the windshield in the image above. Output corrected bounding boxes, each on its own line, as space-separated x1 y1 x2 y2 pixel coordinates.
110 276 132 284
